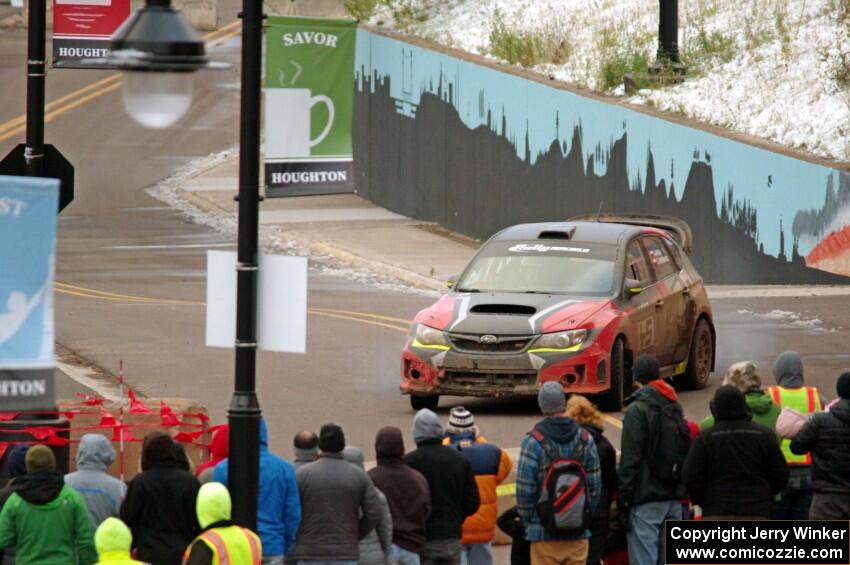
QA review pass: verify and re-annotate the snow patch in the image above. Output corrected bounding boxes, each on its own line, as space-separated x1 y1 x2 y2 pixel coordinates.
370 0 850 163
736 308 836 333
146 148 439 298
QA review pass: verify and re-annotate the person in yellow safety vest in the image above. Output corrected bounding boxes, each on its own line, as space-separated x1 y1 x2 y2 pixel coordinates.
94 517 146 565
182 482 262 565
768 351 825 519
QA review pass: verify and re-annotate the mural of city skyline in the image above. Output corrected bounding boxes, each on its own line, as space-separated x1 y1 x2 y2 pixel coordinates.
352 30 850 283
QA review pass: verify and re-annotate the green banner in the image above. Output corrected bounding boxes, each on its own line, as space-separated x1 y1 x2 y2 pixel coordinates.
264 16 357 197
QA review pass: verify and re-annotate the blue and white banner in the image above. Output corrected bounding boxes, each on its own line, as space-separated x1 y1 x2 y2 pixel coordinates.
0 175 58 410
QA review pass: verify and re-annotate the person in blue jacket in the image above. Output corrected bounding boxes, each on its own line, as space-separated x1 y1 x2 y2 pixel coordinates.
213 418 301 564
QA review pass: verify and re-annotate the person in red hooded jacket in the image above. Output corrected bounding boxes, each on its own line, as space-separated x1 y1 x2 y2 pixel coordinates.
197 425 229 484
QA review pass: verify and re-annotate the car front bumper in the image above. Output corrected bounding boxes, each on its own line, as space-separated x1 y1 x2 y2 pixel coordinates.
400 339 611 397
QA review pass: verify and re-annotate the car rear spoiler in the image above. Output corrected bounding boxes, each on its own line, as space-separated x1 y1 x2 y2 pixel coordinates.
569 214 693 254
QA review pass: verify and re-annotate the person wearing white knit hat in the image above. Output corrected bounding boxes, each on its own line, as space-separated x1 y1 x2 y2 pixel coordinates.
443 407 512 565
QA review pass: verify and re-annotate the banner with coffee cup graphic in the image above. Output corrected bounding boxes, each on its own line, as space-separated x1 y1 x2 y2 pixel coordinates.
264 16 357 197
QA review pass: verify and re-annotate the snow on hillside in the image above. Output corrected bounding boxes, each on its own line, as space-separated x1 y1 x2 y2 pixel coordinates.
366 0 850 163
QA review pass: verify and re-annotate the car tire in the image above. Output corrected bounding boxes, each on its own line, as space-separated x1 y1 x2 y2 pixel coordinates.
681 319 713 390
600 338 625 412
410 395 439 411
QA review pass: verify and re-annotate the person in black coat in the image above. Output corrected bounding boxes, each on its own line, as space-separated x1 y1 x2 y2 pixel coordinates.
683 386 788 519
404 409 480 565
121 432 200 564
790 372 850 519
566 395 617 565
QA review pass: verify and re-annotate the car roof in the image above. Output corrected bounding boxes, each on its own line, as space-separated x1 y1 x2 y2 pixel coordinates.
491 221 642 245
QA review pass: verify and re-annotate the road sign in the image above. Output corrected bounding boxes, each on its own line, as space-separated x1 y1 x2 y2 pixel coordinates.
0 145 74 212
52 0 131 68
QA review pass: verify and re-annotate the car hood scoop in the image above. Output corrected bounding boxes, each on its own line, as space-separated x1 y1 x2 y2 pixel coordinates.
469 304 537 316
446 293 602 335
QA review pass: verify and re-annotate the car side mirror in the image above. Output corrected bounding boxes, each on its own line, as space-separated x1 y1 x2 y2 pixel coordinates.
446 274 458 290
624 278 643 297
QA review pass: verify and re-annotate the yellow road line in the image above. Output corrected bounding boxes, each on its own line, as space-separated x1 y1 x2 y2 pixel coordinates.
0 75 121 136
0 20 241 144
310 307 411 325
55 282 412 334
308 310 409 334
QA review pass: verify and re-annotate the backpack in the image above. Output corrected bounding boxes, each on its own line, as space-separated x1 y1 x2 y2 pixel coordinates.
647 400 691 482
528 429 591 533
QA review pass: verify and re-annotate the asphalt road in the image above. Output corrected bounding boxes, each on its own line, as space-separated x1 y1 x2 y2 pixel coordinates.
2 21 849 460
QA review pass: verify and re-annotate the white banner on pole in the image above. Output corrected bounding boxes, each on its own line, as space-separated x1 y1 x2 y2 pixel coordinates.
205 250 307 353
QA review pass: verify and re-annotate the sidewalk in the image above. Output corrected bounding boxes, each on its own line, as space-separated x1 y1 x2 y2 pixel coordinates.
164 153 850 298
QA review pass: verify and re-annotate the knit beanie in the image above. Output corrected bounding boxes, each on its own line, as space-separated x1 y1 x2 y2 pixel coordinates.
711 385 750 421
413 409 444 444
375 426 405 459
25 444 55 474
722 361 762 393
634 355 660 384
446 406 476 435
7 445 30 478
538 381 566 415
319 423 346 453
837 371 850 400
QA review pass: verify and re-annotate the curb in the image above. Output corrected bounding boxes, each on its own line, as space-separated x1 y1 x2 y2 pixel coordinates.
175 185 446 294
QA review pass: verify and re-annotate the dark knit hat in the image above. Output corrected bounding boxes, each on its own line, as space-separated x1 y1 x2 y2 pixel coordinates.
25 444 55 474
634 355 660 384
319 423 346 453
711 385 750 421
837 371 850 400
447 406 475 435
7 445 30 478
375 426 404 460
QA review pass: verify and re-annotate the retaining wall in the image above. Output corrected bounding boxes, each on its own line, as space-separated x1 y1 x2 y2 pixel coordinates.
352 27 850 284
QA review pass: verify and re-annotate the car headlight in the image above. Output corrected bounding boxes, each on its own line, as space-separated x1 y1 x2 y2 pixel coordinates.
533 329 588 350
412 323 450 347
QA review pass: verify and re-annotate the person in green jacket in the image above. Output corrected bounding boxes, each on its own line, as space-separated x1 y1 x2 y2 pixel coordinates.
700 361 780 431
0 444 97 565
94 518 145 565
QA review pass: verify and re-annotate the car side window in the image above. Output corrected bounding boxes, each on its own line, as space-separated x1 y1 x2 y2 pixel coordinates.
625 240 652 288
644 236 677 281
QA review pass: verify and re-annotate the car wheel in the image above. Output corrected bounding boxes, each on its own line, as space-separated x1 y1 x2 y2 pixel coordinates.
681 319 713 390
410 395 439 411
599 338 625 412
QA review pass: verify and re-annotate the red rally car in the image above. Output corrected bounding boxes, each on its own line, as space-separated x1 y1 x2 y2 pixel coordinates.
401 215 715 411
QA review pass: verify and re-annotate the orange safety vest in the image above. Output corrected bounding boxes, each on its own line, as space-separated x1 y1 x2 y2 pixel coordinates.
182 526 262 565
767 386 822 465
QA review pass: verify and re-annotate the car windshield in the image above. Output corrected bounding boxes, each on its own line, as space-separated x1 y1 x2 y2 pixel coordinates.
457 241 616 295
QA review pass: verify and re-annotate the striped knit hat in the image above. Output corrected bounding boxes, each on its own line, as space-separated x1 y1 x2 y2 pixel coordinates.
447 406 476 435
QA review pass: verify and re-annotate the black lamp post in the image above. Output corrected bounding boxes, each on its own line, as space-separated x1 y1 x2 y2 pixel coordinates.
87 0 263 529
651 0 685 74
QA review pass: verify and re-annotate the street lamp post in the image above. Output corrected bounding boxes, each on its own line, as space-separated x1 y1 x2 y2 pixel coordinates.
229 0 264 529
84 0 264 529
651 0 685 73
25 0 47 178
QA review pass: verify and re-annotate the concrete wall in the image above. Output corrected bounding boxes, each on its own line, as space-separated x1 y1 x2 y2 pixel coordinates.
353 28 850 284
